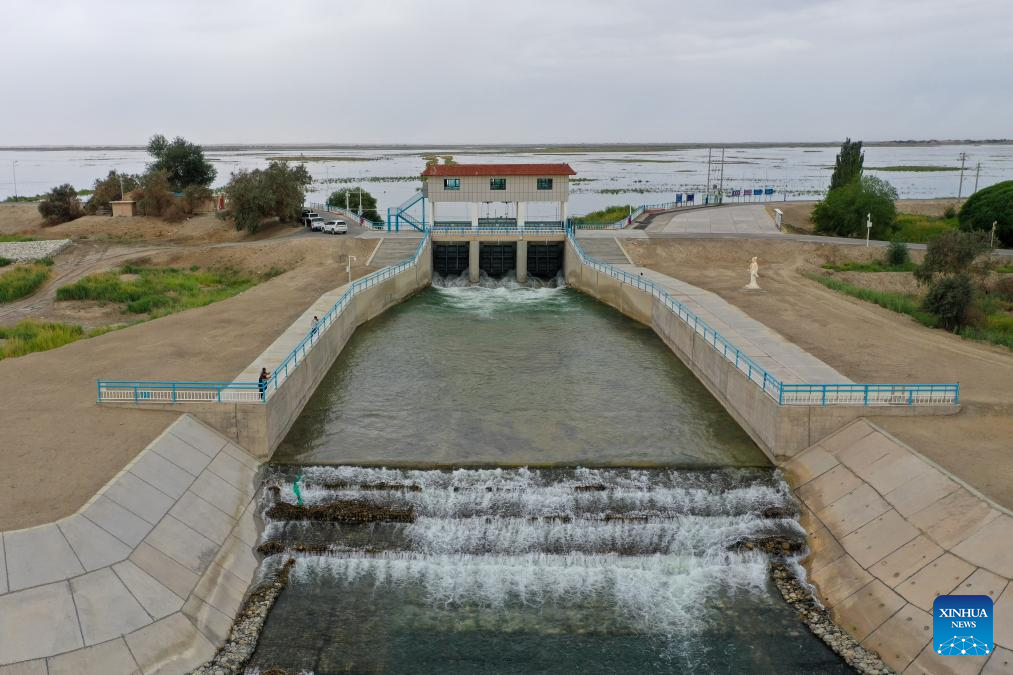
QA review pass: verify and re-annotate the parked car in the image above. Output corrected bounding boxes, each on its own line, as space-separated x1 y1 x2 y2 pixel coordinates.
308 216 325 231
323 220 348 235
300 211 320 227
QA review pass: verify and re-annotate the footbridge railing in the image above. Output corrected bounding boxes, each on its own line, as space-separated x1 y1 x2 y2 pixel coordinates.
97 233 431 405
306 202 384 230
573 199 709 230
566 230 959 407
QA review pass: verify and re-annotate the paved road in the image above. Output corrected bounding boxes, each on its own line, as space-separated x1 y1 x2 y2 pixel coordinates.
647 204 779 234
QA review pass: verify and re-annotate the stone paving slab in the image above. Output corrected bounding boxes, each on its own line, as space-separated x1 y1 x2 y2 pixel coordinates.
0 415 264 672
615 264 851 385
790 419 1013 675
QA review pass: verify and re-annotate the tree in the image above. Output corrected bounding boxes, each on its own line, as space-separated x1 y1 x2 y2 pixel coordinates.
327 187 380 223
811 176 898 238
958 179 1013 247
84 170 140 214
914 230 989 283
829 138 864 191
146 134 217 192
923 273 974 330
37 184 83 225
885 240 910 267
223 161 312 233
136 170 175 217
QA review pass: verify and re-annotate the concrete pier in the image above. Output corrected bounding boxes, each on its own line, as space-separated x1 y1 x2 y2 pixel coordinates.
469 240 480 283
516 240 528 283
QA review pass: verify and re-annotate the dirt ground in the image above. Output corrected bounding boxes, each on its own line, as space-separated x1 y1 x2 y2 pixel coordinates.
767 198 959 233
0 202 383 529
626 238 1013 510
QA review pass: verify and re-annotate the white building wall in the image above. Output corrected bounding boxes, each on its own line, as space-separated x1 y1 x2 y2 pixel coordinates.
425 175 570 203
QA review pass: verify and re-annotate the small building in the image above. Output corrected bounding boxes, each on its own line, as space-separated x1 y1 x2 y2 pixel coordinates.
421 163 576 227
110 200 137 218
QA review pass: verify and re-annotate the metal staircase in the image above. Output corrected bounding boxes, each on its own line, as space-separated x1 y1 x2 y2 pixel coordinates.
386 191 427 232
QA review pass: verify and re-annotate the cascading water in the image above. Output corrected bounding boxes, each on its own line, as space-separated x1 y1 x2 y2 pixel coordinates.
249 279 848 673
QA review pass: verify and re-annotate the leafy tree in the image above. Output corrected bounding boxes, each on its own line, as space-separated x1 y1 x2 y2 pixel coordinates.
923 273 974 329
829 138 864 191
223 161 311 233
136 170 175 217
958 179 1013 247
327 187 380 223
146 134 217 192
37 184 83 225
812 176 897 238
914 230 989 283
84 170 140 214
182 184 213 214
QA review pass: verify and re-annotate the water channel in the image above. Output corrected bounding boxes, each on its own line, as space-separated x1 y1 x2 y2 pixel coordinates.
248 278 849 673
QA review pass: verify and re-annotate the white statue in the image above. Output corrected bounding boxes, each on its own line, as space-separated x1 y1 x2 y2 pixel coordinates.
745 257 760 289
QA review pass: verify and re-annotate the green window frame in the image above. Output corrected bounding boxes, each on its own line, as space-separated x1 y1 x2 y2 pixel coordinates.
443 178 460 190
490 178 506 190
537 178 553 190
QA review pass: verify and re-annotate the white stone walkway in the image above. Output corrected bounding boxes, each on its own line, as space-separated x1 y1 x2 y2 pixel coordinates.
0 415 261 674
616 264 850 385
647 204 779 234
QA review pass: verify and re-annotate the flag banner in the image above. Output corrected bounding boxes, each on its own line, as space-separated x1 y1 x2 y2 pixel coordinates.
686 193 695 202
675 194 683 203
732 189 742 197
753 189 763 196
764 188 775 195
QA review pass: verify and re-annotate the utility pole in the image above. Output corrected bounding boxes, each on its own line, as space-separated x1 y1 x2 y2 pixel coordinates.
866 213 872 247
11 160 17 199
717 147 725 204
346 256 357 284
705 148 713 205
357 188 362 216
118 173 126 200
957 152 968 201
973 162 981 195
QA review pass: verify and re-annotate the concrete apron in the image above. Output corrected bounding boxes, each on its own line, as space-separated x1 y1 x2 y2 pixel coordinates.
784 419 1013 675
0 414 263 673
99 239 433 461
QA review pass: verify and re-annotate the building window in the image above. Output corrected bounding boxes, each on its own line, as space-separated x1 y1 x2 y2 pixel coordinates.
537 178 553 190
443 178 460 191
490 178 506 190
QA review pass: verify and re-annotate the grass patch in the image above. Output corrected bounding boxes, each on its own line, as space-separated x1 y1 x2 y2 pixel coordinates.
994 264 1013 274
0 264 50 302
0 320 121 360
821 261 916 272
808 272 1013 349
893 213 959 243
0 257 10 267
869 165 960 172
573 205 636 224
0 235 37 242
805 273 937 326
56 264 265 317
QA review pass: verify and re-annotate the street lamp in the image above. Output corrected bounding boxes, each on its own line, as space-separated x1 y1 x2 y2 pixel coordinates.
11 160 17 199
346 256 357 285
866 213 872 247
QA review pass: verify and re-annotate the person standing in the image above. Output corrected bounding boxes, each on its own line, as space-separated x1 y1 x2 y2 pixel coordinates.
311 315 319 337
259 367 271 400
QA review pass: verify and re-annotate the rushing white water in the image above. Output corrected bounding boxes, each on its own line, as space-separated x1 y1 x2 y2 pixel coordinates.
260 467 802 637
429 270 569 318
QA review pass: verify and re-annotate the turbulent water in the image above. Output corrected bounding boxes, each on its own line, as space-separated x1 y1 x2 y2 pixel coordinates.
248 279 847 673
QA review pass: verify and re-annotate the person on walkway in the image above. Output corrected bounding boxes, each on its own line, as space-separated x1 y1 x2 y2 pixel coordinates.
259 367 271 400
311 315 319 337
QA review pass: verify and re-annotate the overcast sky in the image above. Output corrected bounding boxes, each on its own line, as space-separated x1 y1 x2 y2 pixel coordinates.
2 0 1011 145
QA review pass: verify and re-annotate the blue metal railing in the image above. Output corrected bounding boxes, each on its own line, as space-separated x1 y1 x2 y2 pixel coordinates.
307 202 384 229
387 191 427 232
566 229 958 407
430 226 565 237
97 233 431 405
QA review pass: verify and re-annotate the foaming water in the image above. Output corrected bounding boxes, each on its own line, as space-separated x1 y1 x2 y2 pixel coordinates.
430 270 569 318
248 468 846 674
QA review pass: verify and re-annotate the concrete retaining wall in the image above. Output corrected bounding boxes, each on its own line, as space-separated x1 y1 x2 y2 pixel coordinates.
563 242 955 462
108 240 433 460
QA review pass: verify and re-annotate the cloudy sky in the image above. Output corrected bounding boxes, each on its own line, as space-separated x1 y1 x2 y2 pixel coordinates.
2 0 1011 145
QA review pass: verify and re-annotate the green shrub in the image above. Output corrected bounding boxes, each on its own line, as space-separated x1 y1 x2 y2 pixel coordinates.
573 205 636 224
0 257 10 267
885 240 911 267
959 180 1013 247
915 230 989 283
991 276 1013 302
923 274 974 329
0 264 50 302
943 205 957 219
37 184 83 225
812 176 898 239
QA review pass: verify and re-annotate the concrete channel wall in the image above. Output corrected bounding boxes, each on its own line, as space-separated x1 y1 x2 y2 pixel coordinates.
0 415 262 673
563 241 955 462
106 239 433 460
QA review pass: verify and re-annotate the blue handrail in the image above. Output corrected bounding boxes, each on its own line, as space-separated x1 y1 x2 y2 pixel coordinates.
566 229 958 407
98 233 431 404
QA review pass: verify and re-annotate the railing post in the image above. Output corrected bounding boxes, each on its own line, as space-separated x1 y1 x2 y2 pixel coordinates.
778 382 784 405
864 384 869 406
821 384 827 406
172 382 177 403
954 383 960 405
908 389 913 405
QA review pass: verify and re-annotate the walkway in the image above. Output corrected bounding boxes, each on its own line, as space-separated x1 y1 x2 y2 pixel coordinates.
646 204 780 234
785 419 1012 674
614 263 850 385
0 415 260 673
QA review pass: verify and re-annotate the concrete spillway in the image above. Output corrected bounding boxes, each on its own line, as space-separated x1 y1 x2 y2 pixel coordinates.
432 241 563 280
